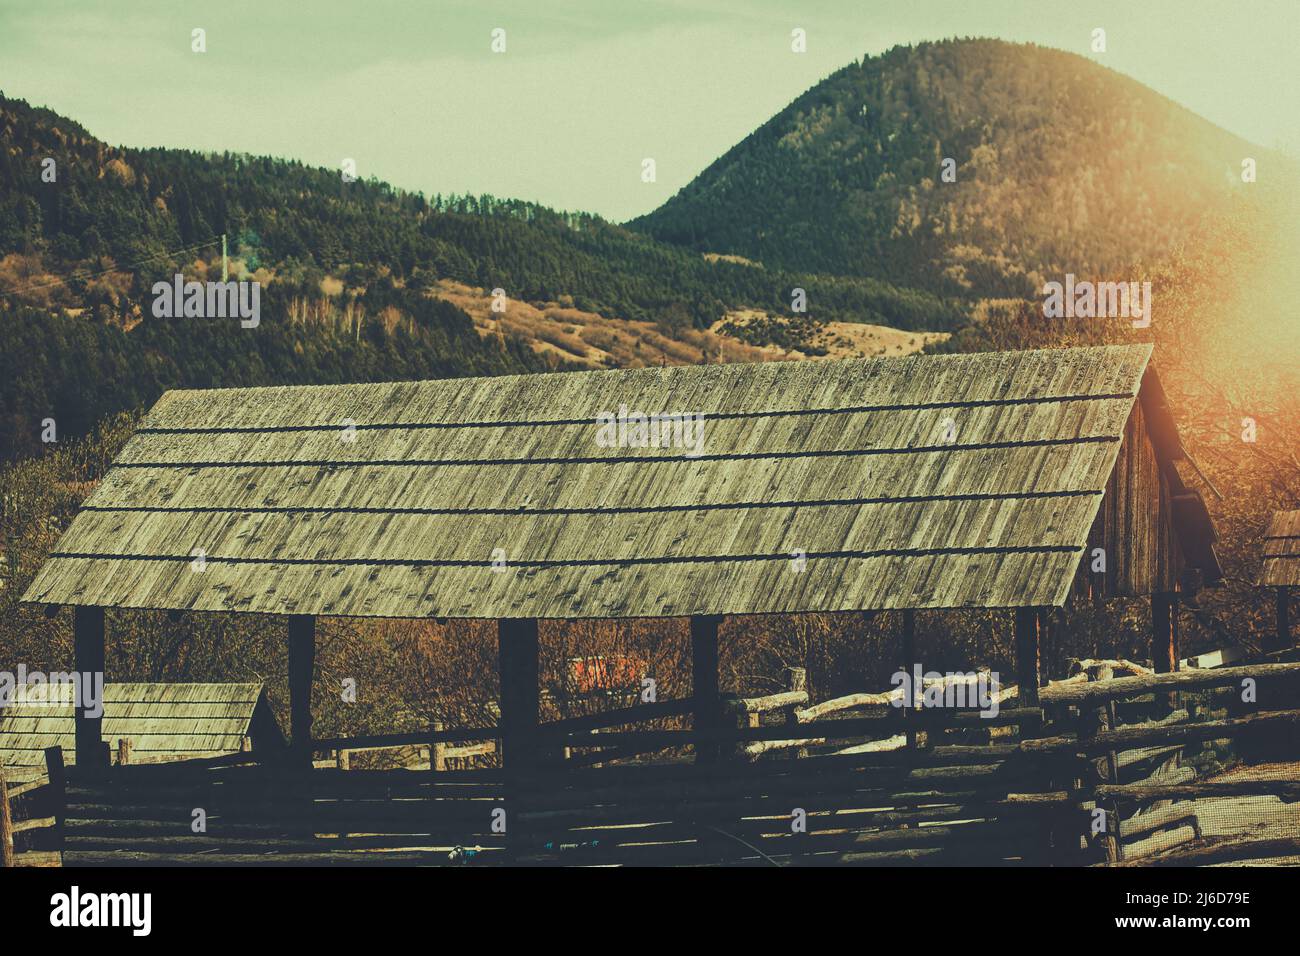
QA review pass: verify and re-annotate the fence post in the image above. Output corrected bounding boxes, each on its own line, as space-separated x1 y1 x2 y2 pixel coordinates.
0 760 14 868
429 720 445 773
1077 673 1121 864
783 667 808 759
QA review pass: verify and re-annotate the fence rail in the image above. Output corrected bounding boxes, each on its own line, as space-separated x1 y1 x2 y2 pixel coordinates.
9 658 1298 868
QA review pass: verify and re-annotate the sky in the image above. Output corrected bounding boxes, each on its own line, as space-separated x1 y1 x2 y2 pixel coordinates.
0 0 1296 222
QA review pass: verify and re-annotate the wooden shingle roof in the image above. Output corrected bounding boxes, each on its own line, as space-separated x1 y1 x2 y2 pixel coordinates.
23 344 1159 617
1260 510 1300 587
0 682 267 779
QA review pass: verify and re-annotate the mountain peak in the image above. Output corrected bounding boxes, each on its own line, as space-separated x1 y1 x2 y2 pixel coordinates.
632 39 1260 298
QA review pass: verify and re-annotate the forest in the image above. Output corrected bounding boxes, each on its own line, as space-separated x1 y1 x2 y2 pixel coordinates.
0 91 963 458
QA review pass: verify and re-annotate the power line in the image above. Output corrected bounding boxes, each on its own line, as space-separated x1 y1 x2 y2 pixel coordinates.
0 235 226 296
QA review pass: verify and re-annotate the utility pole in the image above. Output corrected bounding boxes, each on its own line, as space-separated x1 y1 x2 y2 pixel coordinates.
221 233 228 281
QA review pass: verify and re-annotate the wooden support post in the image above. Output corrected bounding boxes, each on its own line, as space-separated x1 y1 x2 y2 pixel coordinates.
115 738 131 767
1014 607 1042 708
690 615 722 764
497 619 540 770
44 747 66 853
73 606 105 771
0 761 13 868
498 619 539 858
901 610 917 747
1274 588 1292 652
287 615 316 768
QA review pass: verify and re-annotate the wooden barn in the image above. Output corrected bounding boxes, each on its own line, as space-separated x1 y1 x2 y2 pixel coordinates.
1260 509 1298 651
0 682 283 782
20 343 1221 772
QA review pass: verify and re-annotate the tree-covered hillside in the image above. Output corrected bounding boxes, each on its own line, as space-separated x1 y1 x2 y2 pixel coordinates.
633 39 1264 298
0 92 963 457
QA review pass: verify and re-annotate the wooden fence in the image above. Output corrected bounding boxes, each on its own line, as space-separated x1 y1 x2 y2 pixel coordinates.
0 747 67 867
6 660 1297 867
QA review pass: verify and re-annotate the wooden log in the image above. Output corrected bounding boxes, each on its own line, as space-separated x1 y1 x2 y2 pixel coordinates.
312 727 497 751
691 615 722 765
1040 661 1300 705
1068 658 1153 678
725 691 809 715
287 614 316 769
1107 835 1300 867
1096 778 1300 802
1014 607 1042 707
1119 802 1201 842
73 605 106 771
539 698 695 737
1122 825 1199 861
1026 708 1300 756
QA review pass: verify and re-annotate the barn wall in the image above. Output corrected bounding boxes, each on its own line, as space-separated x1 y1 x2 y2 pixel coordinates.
1075 399 1183 599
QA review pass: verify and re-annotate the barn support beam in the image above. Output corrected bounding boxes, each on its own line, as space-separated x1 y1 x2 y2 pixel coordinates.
1014 607 1042 708
1151 592 1178 673
73 606 106 772
1272 588 1292 652
287 615 316 768
900 610 917 746
497 618 540 770
691 615 722 764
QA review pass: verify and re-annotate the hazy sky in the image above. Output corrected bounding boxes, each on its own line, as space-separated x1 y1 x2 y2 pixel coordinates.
1 0 1296 221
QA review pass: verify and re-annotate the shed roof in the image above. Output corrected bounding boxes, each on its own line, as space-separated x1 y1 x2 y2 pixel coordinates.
1260 510 1300 587
0 682 266 779
23 344 1162 617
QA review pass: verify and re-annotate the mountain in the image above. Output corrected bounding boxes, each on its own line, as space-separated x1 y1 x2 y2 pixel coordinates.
632 39 1264 298
0 93 963 458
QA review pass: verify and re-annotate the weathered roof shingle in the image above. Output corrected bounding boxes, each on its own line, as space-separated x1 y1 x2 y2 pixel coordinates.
1260 510 1300 587
22 344 1157 617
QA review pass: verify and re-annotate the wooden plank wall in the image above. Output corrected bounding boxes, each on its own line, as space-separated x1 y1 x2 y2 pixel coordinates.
1076 400 1182 600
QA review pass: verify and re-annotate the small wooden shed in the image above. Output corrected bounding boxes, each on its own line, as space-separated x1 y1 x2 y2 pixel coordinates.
1260 510 1298 651
20 344 1220 769
0 682 283 781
